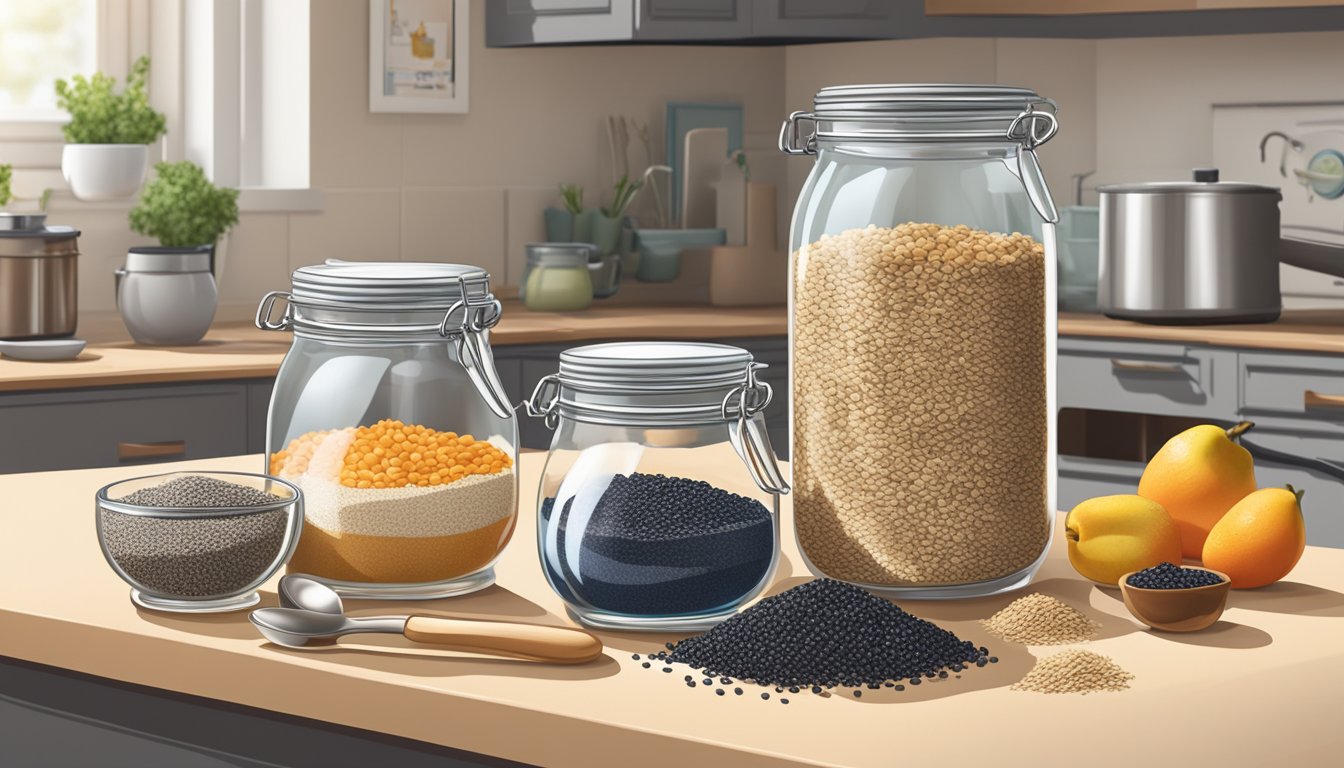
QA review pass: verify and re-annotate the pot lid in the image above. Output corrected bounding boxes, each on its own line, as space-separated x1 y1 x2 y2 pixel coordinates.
1098 168 1280 196
289 260 494 308
0 224 80 240
558 341 754 392
0 225 80 258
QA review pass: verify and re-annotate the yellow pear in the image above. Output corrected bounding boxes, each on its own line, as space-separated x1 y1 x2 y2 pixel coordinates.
1065 495 1183 585
1203 485 1307 588
1138 422 1258 559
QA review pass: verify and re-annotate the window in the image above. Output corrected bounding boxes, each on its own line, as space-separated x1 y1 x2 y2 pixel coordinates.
0 0 317 211
0 0 98 123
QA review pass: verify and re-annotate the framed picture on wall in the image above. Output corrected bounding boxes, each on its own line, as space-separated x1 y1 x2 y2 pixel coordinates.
368 0 468 114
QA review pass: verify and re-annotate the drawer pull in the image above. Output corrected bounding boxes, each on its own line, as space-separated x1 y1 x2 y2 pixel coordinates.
1110 359 1186 375
117 441 187 461
1304 390 1344 410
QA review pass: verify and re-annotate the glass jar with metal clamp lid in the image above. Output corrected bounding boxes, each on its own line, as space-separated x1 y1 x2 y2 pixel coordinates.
526 341 789 631
255 261 518 599
780 84 1061 598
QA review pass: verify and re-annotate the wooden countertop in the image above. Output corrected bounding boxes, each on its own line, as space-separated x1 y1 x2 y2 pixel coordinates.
1059 310 1344 355
0 305 788 393
5 307 1342 394
2 453 1341 767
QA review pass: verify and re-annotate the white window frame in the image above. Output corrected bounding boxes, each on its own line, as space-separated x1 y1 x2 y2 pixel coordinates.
0 0 319 213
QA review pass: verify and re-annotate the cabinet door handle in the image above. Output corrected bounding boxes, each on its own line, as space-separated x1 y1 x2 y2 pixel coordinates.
117 441 187 461
1110 359 1186 375
1304 390 1344 410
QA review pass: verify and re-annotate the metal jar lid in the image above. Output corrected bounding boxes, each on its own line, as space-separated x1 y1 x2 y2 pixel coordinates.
527 341 789 494
255 260 512 420
124 246 212 273
0 225 80 258
526 243 599 268
781 83 1058 154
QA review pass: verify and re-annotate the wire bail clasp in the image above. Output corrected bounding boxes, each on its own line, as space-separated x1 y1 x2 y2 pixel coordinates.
722 363 790 496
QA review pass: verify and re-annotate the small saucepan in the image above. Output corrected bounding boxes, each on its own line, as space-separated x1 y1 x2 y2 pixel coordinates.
1098 169 1344 325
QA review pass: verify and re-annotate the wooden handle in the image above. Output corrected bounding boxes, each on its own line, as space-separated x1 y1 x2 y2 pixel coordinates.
1110 359 1185 375
1305 390 1344 410
402 616 603 664
117 440 187 461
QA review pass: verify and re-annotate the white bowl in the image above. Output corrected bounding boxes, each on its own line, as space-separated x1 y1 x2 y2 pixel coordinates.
0 339 87 361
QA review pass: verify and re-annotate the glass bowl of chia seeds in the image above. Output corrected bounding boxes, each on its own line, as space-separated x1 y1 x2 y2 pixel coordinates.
95 472 304 613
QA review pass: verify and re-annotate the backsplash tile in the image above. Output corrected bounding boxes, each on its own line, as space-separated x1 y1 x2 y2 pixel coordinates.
287 189 401 271
401 187 506 280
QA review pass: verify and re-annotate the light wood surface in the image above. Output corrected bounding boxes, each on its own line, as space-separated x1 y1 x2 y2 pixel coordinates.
0 305 789 393
2 454 1342 767
1059 310 1344 355
401 615 604 664
6 308 1343 394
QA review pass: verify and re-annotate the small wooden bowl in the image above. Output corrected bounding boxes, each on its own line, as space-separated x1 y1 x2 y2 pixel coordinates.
1118 566 1231 632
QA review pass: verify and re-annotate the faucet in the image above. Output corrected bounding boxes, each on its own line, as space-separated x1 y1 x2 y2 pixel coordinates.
1259 131 1305 177
1071 171 1095 206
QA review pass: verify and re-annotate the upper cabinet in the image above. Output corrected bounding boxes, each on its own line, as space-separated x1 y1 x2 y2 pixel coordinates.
487 0 1344 46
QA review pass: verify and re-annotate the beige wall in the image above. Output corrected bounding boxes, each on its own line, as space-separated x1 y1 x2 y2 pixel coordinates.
73 0 785 323
66 6 1344 328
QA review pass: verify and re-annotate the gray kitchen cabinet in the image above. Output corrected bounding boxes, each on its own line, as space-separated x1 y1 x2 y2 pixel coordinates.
1057 337 1238 420
1058 337 1344 547
0 382 254 474
488 0 1344 45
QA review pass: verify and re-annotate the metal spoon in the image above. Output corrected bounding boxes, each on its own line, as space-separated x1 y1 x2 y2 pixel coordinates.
251 576 603 664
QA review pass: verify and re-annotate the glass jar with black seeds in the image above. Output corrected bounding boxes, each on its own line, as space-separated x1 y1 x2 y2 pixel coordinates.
95 472 303 613
529 341 789 632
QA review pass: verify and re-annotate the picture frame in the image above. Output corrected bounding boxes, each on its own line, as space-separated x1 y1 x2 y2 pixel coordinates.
368 0 468 114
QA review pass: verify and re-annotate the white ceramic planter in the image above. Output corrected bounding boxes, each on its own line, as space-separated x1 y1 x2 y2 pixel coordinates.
61 144 149 201
116 246 218 346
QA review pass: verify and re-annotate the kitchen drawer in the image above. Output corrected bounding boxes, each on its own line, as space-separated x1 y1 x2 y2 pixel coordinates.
1058 337 1237 418
0 383 249 474
1240 351 1344 423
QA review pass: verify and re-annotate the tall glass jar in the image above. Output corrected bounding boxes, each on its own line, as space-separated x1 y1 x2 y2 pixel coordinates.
256 261 518 599
526 342 790 631
780 84 1060 598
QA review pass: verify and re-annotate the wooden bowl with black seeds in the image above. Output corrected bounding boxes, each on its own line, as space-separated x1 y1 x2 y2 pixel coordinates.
95 471 304 613
1119 564 1230 632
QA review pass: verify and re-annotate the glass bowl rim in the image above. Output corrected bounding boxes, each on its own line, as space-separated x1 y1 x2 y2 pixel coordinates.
95 470 303 519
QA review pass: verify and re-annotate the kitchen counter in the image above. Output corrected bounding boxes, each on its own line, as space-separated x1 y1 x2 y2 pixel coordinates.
1059 310 1344 355
2 454 1342 767
0 305 789 393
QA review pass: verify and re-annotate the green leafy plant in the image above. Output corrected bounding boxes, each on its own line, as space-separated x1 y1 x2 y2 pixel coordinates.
0 164 11 208
558 183 584 215
129 162 239 247
55 55 167 145
600 174 641 219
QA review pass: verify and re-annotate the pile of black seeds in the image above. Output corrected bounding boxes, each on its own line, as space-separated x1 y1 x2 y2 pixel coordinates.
665 579 989 688
102 476 289 598
120 475 284 508
1127 562 1225 590
541 472 773 616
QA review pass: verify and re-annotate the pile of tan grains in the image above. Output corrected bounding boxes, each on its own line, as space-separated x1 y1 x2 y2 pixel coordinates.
792 222 1050 585
981 593 1100 645
1011 650 1134 694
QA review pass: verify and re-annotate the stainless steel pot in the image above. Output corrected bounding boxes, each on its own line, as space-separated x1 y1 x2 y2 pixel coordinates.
1098 169 1342 324
0 225 80 340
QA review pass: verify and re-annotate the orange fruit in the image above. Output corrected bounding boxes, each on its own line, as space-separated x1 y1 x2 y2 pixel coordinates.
1202 485 1306 589
1138 423 1258 558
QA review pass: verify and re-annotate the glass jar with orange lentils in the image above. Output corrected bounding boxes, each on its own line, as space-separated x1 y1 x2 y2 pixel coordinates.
256 262 518 599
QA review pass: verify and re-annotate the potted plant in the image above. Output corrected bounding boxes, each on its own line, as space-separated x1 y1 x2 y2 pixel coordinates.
118 161 238 346
55 55 167 201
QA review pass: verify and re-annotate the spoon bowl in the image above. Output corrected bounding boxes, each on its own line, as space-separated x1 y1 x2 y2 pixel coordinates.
279 574 345 615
